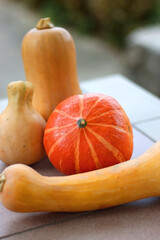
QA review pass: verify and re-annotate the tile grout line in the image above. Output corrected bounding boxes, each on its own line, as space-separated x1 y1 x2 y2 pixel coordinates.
132 115 160 125
0 212 91 240
132 124 156 143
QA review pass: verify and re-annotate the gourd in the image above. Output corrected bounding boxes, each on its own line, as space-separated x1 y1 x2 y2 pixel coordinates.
44 93 133 175
0 81 46 165
22 17 82 120
0 140 160 213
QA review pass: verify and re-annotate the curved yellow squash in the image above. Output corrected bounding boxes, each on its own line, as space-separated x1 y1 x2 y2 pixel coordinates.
0 141 160 213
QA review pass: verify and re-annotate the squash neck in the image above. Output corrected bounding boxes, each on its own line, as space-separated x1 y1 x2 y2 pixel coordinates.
36 17 54 30
7 81 33 110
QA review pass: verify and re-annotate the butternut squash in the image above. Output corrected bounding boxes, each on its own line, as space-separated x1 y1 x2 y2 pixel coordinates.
0 140 160 213
22 17 82 120
0 81 46 165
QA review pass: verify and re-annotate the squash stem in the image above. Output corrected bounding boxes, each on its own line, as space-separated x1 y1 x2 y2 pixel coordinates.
0 174 6 192
36 17 54 30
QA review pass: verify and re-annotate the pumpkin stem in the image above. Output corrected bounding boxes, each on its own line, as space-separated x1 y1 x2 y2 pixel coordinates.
77 119 87 128
0 174 6 192
36 17 54 30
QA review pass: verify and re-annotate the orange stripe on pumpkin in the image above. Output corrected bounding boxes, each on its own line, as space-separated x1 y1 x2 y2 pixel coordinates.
74 130 80 173
86 126 125 163
45 123 76 134
83 129 102 169
88 123 130 134
87 109 122 122
79 95 83 118
86 96 104 118
54 109 77 120
48 126 77 159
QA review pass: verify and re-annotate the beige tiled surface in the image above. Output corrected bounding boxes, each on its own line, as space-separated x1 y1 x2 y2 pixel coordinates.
135 117 160 142
4 197 160 240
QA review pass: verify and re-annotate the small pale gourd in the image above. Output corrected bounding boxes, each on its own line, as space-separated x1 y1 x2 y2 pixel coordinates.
0 81 46 165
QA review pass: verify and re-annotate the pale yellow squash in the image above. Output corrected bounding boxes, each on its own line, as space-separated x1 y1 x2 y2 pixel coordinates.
0 81 46 165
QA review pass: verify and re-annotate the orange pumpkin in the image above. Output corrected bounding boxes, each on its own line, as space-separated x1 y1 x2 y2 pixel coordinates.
43 93 133 175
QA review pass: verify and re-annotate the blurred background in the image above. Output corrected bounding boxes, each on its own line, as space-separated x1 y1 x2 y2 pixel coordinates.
0 0 160 98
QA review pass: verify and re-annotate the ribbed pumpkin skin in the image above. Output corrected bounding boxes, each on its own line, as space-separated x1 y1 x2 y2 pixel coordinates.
43 93 133 175
22 26 82 120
